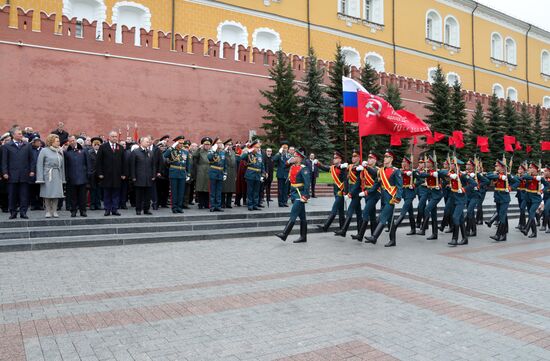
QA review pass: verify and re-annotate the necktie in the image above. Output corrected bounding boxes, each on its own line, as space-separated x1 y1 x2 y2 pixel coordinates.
111 143 115 152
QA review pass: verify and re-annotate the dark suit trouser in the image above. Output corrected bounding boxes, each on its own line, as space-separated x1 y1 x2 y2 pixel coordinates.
170 178 185 211
71 184 87 212
8 182 29 214
29 183 42 209
119 180 129 208
90 184 102 209
277 178 289 205
151 181 158 208
135 186 152 212
310 175 317 197
265 181 272 201
103 187 120 212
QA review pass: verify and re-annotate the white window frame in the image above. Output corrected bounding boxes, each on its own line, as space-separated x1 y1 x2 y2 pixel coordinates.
506 87 518 101
446 72 460 85
364 0 383 24
505 37 517 65
251 27 281 52
112 1 152 46
541 50 550 75
217 20 249 60
491 32 503 60
492 83 505 98
426 10 442 42
341 46 361 68
427 67 438 83
543 96 550 109
443 15 460 48
365 52 385 72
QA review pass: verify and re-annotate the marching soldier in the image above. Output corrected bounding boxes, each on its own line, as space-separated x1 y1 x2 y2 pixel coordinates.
317 150 348 232
476 160 487 225
351 151 380 241
388 155 417 244
464 159 489 237
334 150 363 237
241 140 265 211
275 148 310 243
541 166 550 234
193 137 212 209
272 141 292 207
207 138 227 212
415 158 429 230
439 159 454 233
515 164 528 230
163 136 190 213
520 162 548 238
417 156 446 240
365 150 403 247
446 159 469 246
486 158 515 242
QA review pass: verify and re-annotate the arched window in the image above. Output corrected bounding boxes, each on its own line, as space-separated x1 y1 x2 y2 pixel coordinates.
543 96 550 108
491 32 503 60
112 1 151 46
447 72 460 85
365 52 385 72
426 10 442 42
364 0 384 24
492 83 504 98
339 0 360 17
428 67 438 83
217 21 248 60
252 28 281 52
506 87 518 101
541 50 550 75
62 0 106 40
444 16 459 47
505 37 517 65
341 47 361 68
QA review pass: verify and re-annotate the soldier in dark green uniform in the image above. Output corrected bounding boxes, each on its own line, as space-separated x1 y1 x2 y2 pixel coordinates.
317 150 348 232
464 159 489 237
240 140 265 211
415 158 429 230
193 137 212 209
222 139 236 208
207 138 227 212
275 148 311 243
388 155 417 245
351 151 380 241
163 135 190 213
334 150 363 237
486 159 516 242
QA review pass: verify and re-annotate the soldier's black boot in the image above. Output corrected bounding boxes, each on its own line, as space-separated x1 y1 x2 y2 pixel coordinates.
476 206 483 225
539 215 547 232
485 212 498 228
365 222 384 244
490 223 501 241
439 214 449 232
386 215 404 247
338 214 345 229
427 218 438 240
334 216 352 237
406 214 416 235
275 221 295 242
448 225 459 246
416 212 423 230
499 223 508 242
536 213 541 227
417 215 430 236
293 221 307 243
469 217 477 237
516 212 525 230
351 220 369 241
521 219 532 236
528 221 537 238
317 213 336 232
546 215 550 233
457 223 468 245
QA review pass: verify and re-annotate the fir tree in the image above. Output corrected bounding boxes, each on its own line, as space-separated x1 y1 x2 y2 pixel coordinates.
516 103 533 160
326 44 352 158
449 81 468 158
533 105 543 160
486 94 506 162
298 48 333 161
382 83 409 160
259 51 301 147
424 65 452 159
466 101 489 163
502 98 518 139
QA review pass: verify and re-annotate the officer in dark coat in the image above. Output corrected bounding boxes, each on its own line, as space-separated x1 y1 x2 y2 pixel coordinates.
64 142 90 217
87 137 103 210
272 141 292 207
29 137 44 210
96 131 126 216
163 136 190 213
183 140 194 209
264 148 275 203
207 138 227 212
130 136 157 215
1 128 35 219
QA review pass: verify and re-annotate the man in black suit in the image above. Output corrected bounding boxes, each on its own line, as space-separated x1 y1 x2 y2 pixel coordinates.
305 153 320 198
51 122 69 145
87 137 102 210
96 131 126 216
130 136 156 215
264 148 275 203
1 128 35 219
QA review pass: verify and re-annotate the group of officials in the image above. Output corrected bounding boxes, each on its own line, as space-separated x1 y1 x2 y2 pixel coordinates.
276 147 550 246
0 124 325 220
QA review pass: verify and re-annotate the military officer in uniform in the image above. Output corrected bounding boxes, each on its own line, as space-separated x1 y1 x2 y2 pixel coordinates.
541 166 550 234
207 138 227 212
334 150 363 237
193 137 212 209
486 159 515 242
520 162 548 238
515 164 528 230
163 135 190 213
275 148 310 243
446 159 470 246
388 155 417 244
351 151 380 241
476 160 487 225
464 159 489 237
415 158 429 230
221 139 236 208
317 150 348 232
272 141 292 207
240 140 265 211
365 150 403 247
417 156 446 240
439 159 454 233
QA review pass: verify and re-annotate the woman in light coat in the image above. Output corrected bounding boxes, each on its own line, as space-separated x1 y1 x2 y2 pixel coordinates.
36 134 66 218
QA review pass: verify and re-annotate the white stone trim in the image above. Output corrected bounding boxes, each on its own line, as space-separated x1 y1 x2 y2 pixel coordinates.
446 71 460 85
427 66 438 83
217 20 249 47
425 9 442 42
504 36 517 65
62 0 107 22
506 87 518 101
443 15 460 48
541 49 550 74
251 27 281 51
111 1 152 30
364 51 385 72
543 96 550 109
341 46 361 67
492 83 505 98
490 32 503 60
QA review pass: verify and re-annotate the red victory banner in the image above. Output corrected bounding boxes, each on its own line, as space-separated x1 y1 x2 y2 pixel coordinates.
504 135 516 152
526 145 533 154
476 136 488 147
357 92 431 138
390 135 402 146
542 141 550 151
426 131 446 145
515 141 522 151
451 131 464 149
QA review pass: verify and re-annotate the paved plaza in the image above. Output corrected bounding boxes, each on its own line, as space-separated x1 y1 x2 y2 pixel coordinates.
0 213 549 360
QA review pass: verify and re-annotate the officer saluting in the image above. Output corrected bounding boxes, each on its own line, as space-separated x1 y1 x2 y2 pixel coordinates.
207 138 227 212
275 148 310 243
317 150 348 232
163 136 190 213
240 140 265 211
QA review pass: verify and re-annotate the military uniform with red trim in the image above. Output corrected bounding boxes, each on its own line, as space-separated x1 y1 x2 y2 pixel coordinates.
485 159 516 242
351 152 381 241
334 150 363 238
513 164 528 230
317 150 348 232
519 162 547 238
416 156 447 240
388 155 418 243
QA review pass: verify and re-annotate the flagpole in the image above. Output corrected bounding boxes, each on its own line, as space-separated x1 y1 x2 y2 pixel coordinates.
344 122 348 161
359 135 363 162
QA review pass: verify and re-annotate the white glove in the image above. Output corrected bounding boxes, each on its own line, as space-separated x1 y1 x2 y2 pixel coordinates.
313 159 318 165
450 173 458 180
223 175 227 181
431 172 438 178
361 161 368 167
340 163 348 169
458 188 463 194
536 176 542 181
260 176 265 182
359 192 366 197
356 165 364 171
211 144 218 152
405 171 412 176
469 173 475 178
241 147 249 154
278 147 283 154
500 175 507 181
474 187 479 191
186 176 190 182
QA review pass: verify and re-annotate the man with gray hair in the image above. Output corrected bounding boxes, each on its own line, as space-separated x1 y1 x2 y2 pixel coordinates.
96 130 126 216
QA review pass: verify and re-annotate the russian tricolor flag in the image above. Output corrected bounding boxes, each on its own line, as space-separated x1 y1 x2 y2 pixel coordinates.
342 76 368 123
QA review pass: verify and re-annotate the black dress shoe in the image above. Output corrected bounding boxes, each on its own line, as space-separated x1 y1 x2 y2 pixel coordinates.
144 211 153 215
70 212 77 218
120 206 128 210
176 209 184 214
112 211 121 216
172 209 178 213
80 212 87 217
215 208 224 212
182 205 190 209
136 211 142 215
210 208 215 212
20 214 28 219
257 204 265 208
9 213 17 219
104 210 111 216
